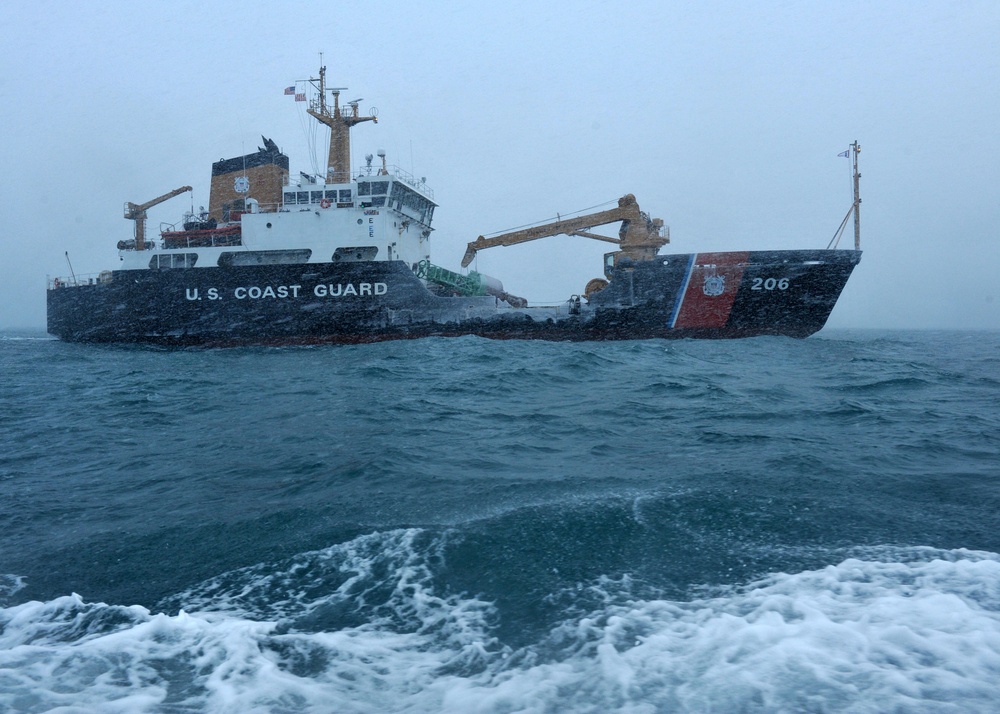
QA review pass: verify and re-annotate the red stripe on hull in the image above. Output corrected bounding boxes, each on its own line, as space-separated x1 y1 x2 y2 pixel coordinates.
673 251 750 329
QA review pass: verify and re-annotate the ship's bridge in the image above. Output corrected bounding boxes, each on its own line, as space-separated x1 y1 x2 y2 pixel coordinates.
281 164 435 229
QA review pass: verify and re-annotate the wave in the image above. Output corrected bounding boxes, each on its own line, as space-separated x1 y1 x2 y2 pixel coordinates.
5 331 1000 711
3 532 1000 713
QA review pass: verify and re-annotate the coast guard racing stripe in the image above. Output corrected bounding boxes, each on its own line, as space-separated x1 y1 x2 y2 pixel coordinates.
670 252 750 329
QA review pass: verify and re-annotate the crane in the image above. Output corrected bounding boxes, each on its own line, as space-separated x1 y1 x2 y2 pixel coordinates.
124 186 193 250
461 194 668 268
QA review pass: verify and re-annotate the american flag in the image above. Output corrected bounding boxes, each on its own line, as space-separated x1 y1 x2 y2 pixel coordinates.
284 86 295 95
295 93 306 102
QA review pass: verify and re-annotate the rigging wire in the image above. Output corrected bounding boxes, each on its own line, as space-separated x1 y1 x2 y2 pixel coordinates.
826 203 854 249
826 148 858 249
482 199 618 238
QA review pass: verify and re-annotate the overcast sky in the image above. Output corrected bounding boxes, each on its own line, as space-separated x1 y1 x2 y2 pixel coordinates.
2 1 998 330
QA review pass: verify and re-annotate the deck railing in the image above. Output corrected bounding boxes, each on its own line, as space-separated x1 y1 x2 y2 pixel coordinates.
48 272 112 289
282 165 434 200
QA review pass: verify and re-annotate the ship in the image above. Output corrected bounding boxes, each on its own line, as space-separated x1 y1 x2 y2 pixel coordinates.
47 65 863 346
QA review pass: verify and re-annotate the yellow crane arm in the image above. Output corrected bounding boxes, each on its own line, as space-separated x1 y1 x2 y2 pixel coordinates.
461 194 667 267
568 230 622 244
124 185 193 250
124 185 193 220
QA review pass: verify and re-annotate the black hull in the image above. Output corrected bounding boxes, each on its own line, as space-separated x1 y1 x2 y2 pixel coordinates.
47 249 861 346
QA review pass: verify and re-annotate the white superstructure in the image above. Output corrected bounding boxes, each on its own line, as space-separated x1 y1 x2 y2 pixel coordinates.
120 63 435 273
121 166 435 272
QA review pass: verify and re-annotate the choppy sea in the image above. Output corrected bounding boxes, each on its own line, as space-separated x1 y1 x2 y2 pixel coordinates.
1 329 999 713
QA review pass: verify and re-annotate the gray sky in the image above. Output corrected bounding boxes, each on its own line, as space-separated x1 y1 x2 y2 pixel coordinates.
2 1 998 330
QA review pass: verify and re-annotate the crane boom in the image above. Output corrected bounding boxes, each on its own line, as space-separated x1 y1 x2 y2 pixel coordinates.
124 185 193 250
461 194 667 268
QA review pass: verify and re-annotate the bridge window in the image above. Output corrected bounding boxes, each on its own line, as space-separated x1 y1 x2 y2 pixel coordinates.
389 183 434 224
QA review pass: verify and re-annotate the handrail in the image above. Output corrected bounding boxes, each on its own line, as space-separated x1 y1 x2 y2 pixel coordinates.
48 271 113 289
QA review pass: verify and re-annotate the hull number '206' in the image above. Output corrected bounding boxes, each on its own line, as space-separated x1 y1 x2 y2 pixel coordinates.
751 277 790 291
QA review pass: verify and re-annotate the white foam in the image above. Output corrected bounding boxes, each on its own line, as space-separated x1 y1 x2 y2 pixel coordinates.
0 574 25 604
3 546 1000 712
427 551 1000 713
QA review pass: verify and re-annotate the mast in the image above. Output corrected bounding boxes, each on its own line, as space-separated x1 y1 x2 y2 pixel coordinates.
304 65 378 184
851 140 861 250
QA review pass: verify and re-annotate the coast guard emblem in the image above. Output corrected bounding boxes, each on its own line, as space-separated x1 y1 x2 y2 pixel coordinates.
703 274 725 297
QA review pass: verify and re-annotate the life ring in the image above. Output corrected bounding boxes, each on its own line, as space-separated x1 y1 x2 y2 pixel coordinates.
320 198 332 209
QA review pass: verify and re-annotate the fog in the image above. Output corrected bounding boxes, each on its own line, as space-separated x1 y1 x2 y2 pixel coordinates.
2 1 998 331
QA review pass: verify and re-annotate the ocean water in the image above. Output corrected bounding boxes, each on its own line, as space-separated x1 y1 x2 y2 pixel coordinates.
1 329 999 713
